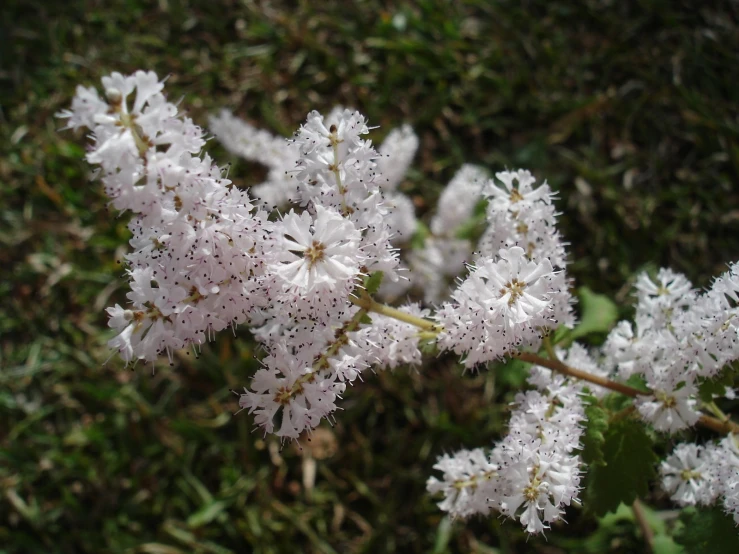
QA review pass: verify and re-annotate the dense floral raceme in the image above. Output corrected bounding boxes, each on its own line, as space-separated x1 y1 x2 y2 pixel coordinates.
63 71 739 534
427 350 587 533
434 170 575 368
603 265 739 433
60 71 274 364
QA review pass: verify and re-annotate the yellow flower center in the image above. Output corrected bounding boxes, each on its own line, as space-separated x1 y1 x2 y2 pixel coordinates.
509 188 524 204
304 240 326 267
501 279 527 306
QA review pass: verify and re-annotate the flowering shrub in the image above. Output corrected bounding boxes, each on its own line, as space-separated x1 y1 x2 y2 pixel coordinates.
61 71 738 541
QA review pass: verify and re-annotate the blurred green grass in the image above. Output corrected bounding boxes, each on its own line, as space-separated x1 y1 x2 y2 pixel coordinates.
1 0 738 552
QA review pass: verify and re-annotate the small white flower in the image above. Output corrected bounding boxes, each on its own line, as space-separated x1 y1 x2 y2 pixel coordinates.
636 375 700 433
238 345 346 440
275 204 362 293
375 124 418 192
431 164 487 236
635 268 695 328
426 448 499 519
484 169 553 213
476 246 554 324
660 443 717 506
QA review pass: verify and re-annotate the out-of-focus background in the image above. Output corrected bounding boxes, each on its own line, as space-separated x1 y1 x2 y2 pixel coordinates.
1 1 738 552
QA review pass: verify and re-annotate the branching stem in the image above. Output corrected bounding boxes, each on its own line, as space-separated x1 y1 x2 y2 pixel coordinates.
349 292 442 332
514 351 646 397
350 294 739 436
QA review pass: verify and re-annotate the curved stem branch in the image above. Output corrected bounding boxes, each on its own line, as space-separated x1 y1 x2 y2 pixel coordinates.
345 294 739 436
349 292 441 332
514 351 645 397
697 414 739 435
514 351 739 435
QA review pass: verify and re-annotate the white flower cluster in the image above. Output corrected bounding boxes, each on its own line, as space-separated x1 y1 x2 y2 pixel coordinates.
435 170 574 367
428 348 588 533
208 109 300 208
209 107 419 243
392 164 488 304
430 264 739 531
63 71 738 536
59 71 273 364
237 105 413 438
603 265 739 433
62 72 427 440
660 437 739 524
211 108 487 305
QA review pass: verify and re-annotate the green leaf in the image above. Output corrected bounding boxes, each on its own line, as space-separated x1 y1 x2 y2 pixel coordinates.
551 324 573 345
364 271 384 295
410 221 430 249
581 401 608 467
675 507 739 554
653 534 685 554
566 287 619 344
454 199 488 241
359 313 373 325
585 418 657 516
431 515 453 554
624 373 650 393
187 500 228 528
697 365 736 403
494 357 529 388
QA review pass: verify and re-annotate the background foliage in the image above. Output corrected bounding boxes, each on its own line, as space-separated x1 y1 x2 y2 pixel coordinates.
1 0 738 552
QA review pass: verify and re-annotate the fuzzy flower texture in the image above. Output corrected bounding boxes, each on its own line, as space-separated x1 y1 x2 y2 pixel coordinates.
62 71 739 534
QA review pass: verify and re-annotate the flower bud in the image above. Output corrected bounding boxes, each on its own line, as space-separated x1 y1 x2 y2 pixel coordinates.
105 87 122 105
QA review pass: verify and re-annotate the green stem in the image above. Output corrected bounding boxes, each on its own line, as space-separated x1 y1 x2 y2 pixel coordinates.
542 334 559 362
705 400 730 423
119 112 150 157
349 292 441 332
329 130 351 215
515 351 646 397
631 499 655 553
331 141 346 195
313 308 369 371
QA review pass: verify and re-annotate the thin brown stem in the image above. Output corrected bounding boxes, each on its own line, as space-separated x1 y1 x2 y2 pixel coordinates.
631 499 655 553
514 351 739 435
697 414 739 435
344 295 739 436
514 351 645 397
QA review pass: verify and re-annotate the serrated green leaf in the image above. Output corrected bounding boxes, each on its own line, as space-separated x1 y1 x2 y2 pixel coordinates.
581 401 608 467
364 271 384 295
566 287 618 344
603 393 635 414
359 313 373 325
675 507 739 554
586 418 657 516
